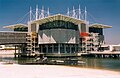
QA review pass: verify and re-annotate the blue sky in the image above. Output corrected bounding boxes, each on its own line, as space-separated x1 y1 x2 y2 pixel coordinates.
0 0 120 44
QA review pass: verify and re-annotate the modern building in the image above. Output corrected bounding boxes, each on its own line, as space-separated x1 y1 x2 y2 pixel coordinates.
0 6 112 57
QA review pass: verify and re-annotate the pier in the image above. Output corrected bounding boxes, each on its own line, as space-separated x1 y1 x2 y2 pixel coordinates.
81 51 120 58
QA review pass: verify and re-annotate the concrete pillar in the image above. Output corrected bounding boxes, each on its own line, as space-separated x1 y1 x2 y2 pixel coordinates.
36 23 39 33
28 22 31 32
64 44 66 53
70 45 72 54
78 24 81 32
14 45 17 58
75 44 77 53
101 55 103 58
58 44 60 54
46 45 48 53
41 45 43 53
95 55 97 58
117 54 118 58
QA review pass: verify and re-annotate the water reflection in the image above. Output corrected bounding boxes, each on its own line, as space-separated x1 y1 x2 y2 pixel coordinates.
80 57 120 71
0 56 120 72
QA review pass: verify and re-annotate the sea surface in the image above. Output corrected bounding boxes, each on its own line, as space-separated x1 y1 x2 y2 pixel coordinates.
0 54 120 72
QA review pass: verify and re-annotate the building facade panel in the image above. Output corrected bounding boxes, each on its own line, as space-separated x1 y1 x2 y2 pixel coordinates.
0 32 27 44
38 29 78 44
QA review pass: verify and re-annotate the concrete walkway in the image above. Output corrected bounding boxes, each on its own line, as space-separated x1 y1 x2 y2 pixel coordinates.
0 64 120 78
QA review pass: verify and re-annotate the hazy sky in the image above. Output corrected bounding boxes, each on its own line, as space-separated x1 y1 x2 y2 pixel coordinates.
0 0 120 44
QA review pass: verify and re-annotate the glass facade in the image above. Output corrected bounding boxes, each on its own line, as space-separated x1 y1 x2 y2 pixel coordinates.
39 20 78 31
38 20 80 55
39 44 79 54
89 27 103 35
14 27 28 32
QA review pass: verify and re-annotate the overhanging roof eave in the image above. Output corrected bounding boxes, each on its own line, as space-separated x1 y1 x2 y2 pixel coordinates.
89 24 112 28
31 14 86 25
3 24 27 29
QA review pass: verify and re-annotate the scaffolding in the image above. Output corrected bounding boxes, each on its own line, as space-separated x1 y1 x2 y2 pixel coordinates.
26 32 38 56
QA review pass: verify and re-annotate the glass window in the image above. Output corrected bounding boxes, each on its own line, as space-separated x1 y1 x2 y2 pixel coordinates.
60 44 64 53
54 44 58 53
66 45 70 53
48 45 52 53
89 27 103 35
39 20 78 30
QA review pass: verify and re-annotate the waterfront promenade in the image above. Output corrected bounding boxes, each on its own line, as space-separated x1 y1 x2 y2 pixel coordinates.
89 51 120 58
0 64 120 78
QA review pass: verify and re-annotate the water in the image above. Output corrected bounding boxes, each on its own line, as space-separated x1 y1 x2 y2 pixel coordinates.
80 57 120 71
0 55 120 72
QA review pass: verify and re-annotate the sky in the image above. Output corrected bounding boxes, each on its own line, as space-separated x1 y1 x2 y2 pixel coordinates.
0 0 120 44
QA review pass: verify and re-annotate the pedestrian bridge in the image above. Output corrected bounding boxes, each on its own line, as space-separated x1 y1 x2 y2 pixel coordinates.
0 32 27 45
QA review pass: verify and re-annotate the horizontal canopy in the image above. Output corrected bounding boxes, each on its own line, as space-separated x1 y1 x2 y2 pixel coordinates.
3 24 27 29
89 24 112 28
31 14 86 25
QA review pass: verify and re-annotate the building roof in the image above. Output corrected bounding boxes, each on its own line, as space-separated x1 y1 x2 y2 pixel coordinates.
89 24 112 28
3 24 27 29
31 14 86 25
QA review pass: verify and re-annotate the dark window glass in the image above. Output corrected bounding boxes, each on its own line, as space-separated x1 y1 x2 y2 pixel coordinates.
39 20 78 30
66 45 70 53
54 44 58 53
89 27 103 35
60 44 64 53
48 45 52 53
14 27 28 32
